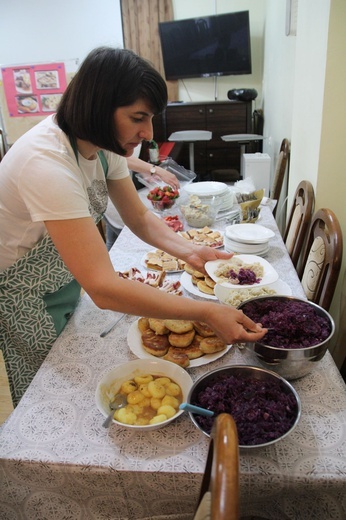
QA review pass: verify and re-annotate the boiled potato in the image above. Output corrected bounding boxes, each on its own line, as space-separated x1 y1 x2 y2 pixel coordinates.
149 414 167 425
121 380 138 394
162 395 179 409
127 390 145 405
157 405 176 419
110 373 182 426
134 374 153 385
165 382 181 397
148 380 166 398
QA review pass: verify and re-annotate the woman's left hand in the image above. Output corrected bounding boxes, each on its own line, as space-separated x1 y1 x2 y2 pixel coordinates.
184 245 234 275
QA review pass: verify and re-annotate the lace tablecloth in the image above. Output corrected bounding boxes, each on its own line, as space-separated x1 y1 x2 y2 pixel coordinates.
1 206 346 520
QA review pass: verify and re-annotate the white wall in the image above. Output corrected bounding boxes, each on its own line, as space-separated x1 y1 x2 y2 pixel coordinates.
0 0 123 143
0 0 124 65
288 0 330 198
262 0 346 366
261 0 296 209
172 0 266 106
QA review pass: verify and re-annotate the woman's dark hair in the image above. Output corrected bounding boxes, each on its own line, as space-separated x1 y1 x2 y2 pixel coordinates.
56 47 168 154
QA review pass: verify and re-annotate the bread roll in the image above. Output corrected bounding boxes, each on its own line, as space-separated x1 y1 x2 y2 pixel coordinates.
184 263 195 275
163 347 190 368
148 318 169 335
168 329 195 348
205 276 216 289
196 280 215 295
183 337 204 359
193 321 216 337
164 319 194 333
138 317 150 333
141 329 169 357
199 336 226 354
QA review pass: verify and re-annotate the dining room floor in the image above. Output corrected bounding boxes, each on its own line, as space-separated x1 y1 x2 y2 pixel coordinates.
0 351 13 425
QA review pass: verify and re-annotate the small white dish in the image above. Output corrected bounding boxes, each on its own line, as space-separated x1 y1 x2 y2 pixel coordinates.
205 255 279 289
225 224 275 244
224 243 270 258
224 236 269 254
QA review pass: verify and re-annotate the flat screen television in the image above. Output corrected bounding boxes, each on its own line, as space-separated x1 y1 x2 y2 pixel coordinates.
159 11 252 81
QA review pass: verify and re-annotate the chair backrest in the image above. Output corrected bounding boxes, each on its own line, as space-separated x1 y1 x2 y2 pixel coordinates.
0 128 6 161
194 414 239 520
271 138 290 217
283 180 315 268
298 208 343 311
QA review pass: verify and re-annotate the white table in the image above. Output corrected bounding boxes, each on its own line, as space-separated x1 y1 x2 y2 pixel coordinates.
169 130 212 172
1 206 346 520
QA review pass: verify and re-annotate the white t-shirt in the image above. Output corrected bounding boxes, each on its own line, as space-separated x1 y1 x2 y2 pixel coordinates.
0 115 129 271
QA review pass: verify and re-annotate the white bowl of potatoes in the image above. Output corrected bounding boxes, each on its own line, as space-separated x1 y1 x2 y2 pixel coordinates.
95 358 193 430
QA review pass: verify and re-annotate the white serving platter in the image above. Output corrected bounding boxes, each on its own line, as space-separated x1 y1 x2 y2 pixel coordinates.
183 181 229 197
127 320 232 368
205 254 279 289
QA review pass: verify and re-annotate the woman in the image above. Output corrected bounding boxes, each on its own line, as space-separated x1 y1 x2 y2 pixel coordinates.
104 149 180 249
0 47 266 406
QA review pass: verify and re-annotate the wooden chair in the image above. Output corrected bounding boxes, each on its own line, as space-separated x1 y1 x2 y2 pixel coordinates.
283 180 315 268
193 413 239 520
0 128 6 161
271 138 290 217
298 208 343 311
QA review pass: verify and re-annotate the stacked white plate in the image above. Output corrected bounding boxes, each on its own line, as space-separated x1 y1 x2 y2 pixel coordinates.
224 223 275 256
183 181 234 211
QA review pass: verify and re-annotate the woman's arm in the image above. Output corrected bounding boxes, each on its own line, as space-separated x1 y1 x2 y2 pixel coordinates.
127 155 180 189
107 177 232 274
44 216 267 346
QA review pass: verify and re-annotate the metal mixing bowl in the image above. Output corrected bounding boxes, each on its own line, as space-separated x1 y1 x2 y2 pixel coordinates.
238 296 335 380
187 364 301 448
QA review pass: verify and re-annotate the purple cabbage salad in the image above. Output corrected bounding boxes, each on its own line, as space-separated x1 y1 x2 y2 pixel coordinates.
192 374 298 445
228 267 261 285
242 298 331 349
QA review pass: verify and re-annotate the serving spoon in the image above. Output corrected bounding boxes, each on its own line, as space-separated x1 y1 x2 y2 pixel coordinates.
179 402 214 417
102 394 128 428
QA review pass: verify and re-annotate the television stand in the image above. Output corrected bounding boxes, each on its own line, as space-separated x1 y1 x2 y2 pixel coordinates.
152 100 253 179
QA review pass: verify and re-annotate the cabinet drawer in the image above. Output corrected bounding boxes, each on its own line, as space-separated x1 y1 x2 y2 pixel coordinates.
206 104 249 136
166 106 206 135
207 145 240 172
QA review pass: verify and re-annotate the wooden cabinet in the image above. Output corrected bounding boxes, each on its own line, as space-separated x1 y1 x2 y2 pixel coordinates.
153 100 252 179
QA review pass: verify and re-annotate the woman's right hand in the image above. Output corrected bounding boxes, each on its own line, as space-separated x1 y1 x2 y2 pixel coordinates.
203 303 267 346
153 166 180 190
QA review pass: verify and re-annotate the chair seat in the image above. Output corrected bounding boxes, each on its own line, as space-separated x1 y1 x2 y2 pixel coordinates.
211 168 240 183
169 130 212 142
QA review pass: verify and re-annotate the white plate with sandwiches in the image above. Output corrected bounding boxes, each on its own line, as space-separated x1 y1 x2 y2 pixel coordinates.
127 319 232 368
180 271 217 300
141 250 186 273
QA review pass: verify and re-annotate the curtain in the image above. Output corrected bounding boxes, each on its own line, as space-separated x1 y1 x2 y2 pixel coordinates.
120 0 178 101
